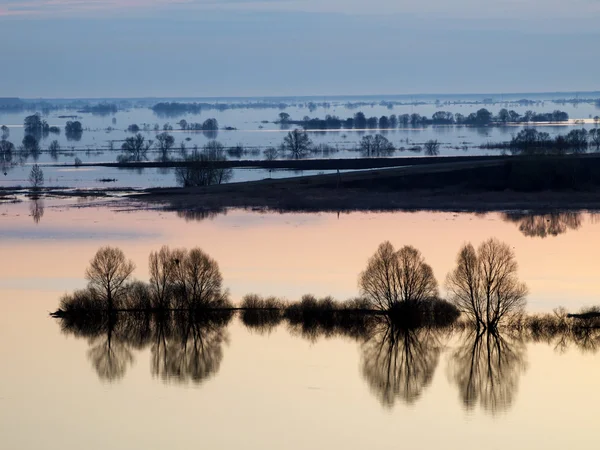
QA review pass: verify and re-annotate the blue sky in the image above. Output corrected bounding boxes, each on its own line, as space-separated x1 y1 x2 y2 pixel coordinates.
1 1 599 98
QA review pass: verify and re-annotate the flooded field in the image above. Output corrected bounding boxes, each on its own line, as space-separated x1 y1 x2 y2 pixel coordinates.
1 200 599 450
2 93 599 188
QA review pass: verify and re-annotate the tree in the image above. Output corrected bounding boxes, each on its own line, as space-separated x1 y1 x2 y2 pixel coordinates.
446 238 528 329
1 125 9 140
22 135 40 154
85 246 136 310
282 129 312 159
178 119 188 130
127 124 140 133
0 139 14 159
48 140 61 160
263 146 278 161
278 112 290 123
28 164 44 192
589 129 600 150
24 113 49 137
148 246 178 309
119 133 153 162
175 142 233 187
424 139 440 156
359 134 394 157
171 247 228 310
497 109 510 123
155 132 175 161
359 242 439 312
354 112 367 129
65 121 83 140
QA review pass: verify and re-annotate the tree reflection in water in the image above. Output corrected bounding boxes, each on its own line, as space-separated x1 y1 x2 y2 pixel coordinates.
151 313 230 384
448 329 526 414
59 311 232 383
361 317 443 407
29 197 44 224
502 212 582 238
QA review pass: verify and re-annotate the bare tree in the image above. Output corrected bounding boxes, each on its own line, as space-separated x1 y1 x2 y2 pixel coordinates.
175 141 233 187
85 247 136 310
424 139 440 156
28 164 44 192
1 125 9 140
171 247 228 310
263 146 278 161
29 198 44 224
446 238 528 329
359 134 394 157
282 129 312 159
118 133 153 162
148 246 178 309
155 132 175 162
359 242 439 312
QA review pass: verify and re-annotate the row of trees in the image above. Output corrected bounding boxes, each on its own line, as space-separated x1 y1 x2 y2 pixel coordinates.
280 108 572 130
506 128 600 153
62 237 527 331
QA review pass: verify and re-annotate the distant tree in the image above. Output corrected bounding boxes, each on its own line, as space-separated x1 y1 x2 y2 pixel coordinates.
48 140 61 160
178 119 188 130
424 140 440 156
497 109 510 123
475 108 492 125
0 139 15 157
354 112 367 129
366 117 378 128
389 115 398 128
119 133 153 162
378 116 390 129
22 135 40 154
127 124 140 133
163 123 173 131
1 125 9 140
29 164 44 192
202 118 219 131
175 141 233 187
65 121 83 140
278 112 290 123
590 129 600 150
85 246 136 311
359 134 394 157
282 129 313 159
264 147 278 161
24 113 49 137
155 132 175 161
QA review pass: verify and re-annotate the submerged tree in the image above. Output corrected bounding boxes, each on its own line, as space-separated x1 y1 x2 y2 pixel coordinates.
175 142 233 187
359 242 438 314
119 133 153 162
446 238 528 329
28 164 44 192
85 247 136 310
282 129 312 159
155 132 175 162
424 139 440 156
358 134 394 157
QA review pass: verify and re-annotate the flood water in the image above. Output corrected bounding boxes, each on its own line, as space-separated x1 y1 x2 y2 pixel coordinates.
2 92 600 188
1 200 600 449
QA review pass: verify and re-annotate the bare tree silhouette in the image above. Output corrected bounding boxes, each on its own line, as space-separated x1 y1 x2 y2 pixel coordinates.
29 197 44 224
359 242 438 314
87 316 135 382
85 247 136 311
446 238 527 329
448 329 526 414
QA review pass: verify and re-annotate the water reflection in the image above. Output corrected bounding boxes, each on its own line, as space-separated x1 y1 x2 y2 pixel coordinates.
361 318 442 407
29 197 44 224
59 311 232 384
448 329 526 414
502 212 582 238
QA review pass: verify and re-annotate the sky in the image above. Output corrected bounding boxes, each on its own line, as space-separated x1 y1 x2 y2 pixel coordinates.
1 0 599 98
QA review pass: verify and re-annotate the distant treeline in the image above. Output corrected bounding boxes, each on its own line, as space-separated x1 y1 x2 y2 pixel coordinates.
279 108 574 130
483 128 600 153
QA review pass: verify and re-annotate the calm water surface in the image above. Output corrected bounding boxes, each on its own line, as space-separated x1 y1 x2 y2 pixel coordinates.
1 201 599 449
